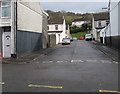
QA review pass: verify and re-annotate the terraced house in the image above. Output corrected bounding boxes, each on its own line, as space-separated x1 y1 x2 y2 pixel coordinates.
100 0 120 51
0 0 48 58
48 17 70 44
92 12 109 42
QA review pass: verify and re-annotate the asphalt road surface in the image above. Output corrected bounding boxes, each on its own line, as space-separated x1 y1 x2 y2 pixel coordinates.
2 40 118 92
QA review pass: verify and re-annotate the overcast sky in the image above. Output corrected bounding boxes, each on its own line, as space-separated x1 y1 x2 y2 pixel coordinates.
40 0 109 14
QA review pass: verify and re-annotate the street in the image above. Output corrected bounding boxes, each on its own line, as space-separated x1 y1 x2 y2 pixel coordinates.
2 40 118 92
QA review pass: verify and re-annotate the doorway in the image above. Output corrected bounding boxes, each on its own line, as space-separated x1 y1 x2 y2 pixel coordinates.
2 27 11 58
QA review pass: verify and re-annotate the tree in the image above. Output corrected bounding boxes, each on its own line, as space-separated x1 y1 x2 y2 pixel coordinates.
80 23 92 32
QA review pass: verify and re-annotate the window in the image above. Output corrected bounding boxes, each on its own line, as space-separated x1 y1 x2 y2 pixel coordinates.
47 26 49 30
106 20 109 26
98 21 101 27
0 1 11 18
55 25 58 30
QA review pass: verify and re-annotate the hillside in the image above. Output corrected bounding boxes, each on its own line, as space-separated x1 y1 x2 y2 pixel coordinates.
46 10 92 25
46 10 109 25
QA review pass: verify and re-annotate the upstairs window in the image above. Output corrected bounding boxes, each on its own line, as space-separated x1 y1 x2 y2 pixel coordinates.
98 21 102 27
106 20 109 26
55 25 58 30
0 1 11 18
47 26 49 30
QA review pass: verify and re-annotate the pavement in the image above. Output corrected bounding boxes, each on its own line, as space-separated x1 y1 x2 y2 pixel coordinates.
2 40 119 92
2 47 57 64
90 41 120 62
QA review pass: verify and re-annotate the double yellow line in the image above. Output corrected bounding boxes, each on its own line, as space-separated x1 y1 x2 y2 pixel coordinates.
28 84 63 89
99 90 120 93
1 82 119 92
0 82 63 89
0 82 5 85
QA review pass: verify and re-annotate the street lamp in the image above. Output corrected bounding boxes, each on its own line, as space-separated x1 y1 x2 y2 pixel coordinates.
102 7 108 10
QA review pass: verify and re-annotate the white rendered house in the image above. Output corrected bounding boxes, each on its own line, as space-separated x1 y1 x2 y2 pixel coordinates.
92 12 109 42
72 18 91 27
48 17 69 44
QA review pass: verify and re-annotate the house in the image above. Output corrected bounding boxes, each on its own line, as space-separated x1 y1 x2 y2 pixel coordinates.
48 17 70 44
72 18 85 27
92 12 109 42
0 0 48 58
72 17 91 27
101 0 120 50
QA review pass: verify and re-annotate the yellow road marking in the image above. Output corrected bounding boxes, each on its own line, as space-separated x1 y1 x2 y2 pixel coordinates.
99 90 120 93
28 84 63 89
0 82 5 85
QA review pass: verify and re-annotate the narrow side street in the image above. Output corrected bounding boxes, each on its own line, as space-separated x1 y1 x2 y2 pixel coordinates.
2 40 118 92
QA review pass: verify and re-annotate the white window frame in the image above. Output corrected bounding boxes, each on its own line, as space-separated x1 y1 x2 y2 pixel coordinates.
55 25 58 30
98 21 102 27
0 1 11 18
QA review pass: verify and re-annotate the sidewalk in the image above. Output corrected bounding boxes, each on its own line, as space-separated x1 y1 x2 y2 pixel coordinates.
2 47 56 64
91 41 120 62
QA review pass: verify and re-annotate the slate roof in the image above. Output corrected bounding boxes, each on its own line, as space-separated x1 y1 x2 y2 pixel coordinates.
93 13 109 21
48 18 64 24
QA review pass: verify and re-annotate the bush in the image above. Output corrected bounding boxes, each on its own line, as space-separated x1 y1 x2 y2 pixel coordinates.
70 23 92 34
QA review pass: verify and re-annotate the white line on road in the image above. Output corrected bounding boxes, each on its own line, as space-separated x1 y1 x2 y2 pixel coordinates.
71 60 84 63
113 61 118 64
86 60 98 62
57 61 64 63
0 82 5 85
101 60 112 64
42 61 53 64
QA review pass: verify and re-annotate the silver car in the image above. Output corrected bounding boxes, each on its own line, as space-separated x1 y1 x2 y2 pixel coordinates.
62 38 71 45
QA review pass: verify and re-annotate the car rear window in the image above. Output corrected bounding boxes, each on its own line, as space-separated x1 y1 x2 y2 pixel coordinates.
86 35 91 37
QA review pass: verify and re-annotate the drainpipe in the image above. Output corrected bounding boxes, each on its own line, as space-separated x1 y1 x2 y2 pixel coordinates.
11 0 17 58
0 28 2 58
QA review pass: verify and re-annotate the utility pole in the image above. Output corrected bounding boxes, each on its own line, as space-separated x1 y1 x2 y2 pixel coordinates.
108 0 111 46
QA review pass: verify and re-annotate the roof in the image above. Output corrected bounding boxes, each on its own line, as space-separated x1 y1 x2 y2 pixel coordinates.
93 12 109 21
48 17 64 24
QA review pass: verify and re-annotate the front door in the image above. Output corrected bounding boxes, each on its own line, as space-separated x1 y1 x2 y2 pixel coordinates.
2 31 11 58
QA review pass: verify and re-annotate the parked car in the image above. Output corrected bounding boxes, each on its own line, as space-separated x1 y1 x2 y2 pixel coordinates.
79 37 84 40
70 37 73 42
62 38 71 45
85 34 92 41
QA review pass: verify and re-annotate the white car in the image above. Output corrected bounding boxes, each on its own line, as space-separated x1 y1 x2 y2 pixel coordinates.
62 38 71 45
85 34 92 41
